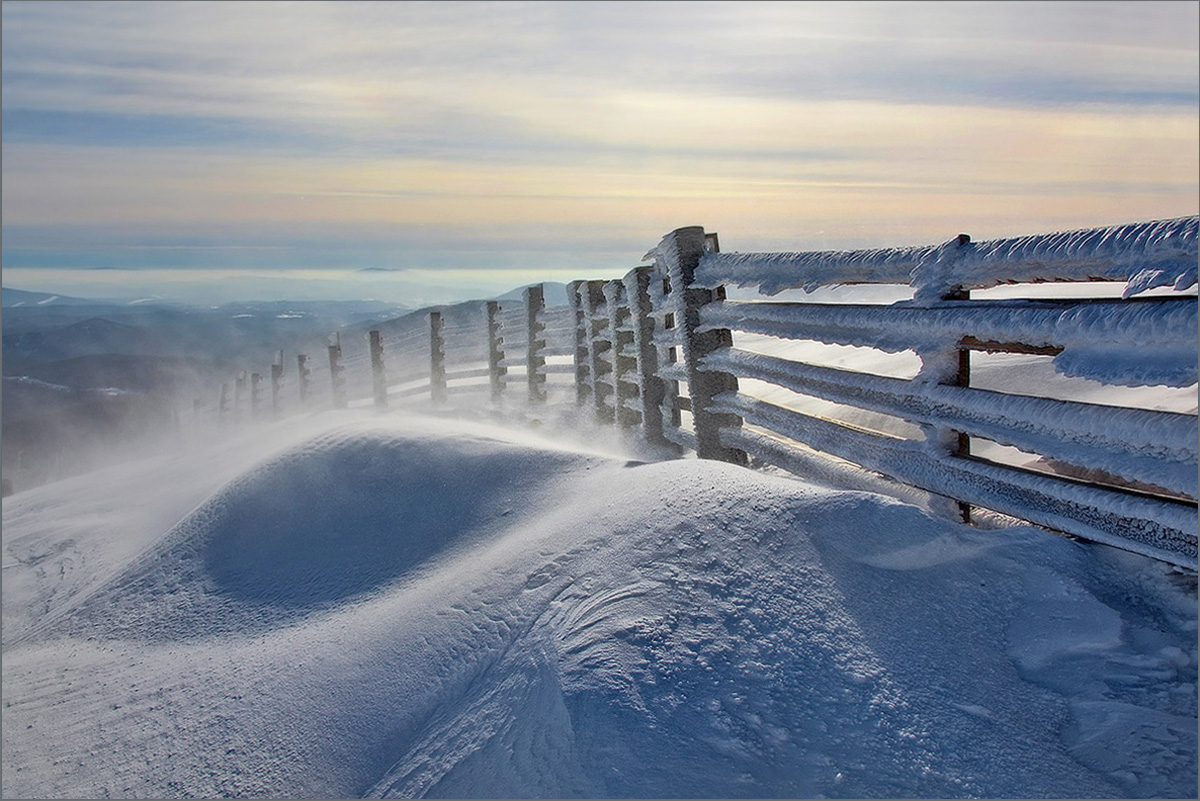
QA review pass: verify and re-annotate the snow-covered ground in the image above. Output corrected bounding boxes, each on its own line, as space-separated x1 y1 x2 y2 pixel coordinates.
2 409 1196 798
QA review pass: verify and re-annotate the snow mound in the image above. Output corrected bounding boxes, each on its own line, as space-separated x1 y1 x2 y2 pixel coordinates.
19 423 607 642
3 412 1196 798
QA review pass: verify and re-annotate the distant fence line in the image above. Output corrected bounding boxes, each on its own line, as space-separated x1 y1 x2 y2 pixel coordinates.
196 216 1199 569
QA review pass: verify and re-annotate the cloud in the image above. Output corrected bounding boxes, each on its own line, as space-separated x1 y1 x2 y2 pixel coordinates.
2 1 1197 298
5 95 1193 236
5 2 1196 119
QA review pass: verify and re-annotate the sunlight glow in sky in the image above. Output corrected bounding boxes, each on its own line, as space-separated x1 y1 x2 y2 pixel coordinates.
3 0 1198 303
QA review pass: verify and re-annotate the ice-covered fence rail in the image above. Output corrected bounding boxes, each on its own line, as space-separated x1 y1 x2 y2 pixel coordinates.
712 394 1198 568
380 331 429 369
704 348 1198 499
540 306 577 336
497 307 530 350
435 316 491 383
673 216 1199 567
695 216 1198 302
699 298 1199 388
183 221 1197 569
337 348 375 403
441 321 487 357
379 327 429 355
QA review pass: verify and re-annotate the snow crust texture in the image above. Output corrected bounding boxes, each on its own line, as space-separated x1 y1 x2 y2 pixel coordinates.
3 413 1196 799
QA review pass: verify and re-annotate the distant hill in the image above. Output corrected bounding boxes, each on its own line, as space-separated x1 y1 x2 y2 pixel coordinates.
3 298 409 362
493 281 570 307
3 353 235 395
2 287 107 307
1 294 409 494
214 299 409 317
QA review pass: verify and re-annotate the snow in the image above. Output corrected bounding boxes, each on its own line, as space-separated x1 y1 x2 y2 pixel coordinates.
3 409 1195 798
696 216 1198 304
4 375 74 393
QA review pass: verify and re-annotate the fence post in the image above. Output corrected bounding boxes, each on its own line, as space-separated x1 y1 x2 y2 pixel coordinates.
328 334 347 409
297 354 310 406
524 284 547 404
430 311 447 403
604 280 639 429
250 372 263 419
369 329 388 408
234 371 247 424
485 301 506 401
568 280 591 407
654 270 684 435
218 382 229 421
583 280 615 424
649 226 746 464
914 233 974 523
270 350 283 419
623 266 676 450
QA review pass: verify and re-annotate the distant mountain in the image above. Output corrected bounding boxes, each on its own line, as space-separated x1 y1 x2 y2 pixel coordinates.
493 281 570 307
2 317 154 362
1 294 411 495
213 299 409 320
343 297 490 341
2 288 106 307
3 297 410 360
215 299 407 312
2 372 177 490
3 353 235 396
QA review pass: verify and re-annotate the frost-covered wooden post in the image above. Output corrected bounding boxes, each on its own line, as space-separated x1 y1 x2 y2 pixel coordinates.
297 354 311 406
429 311 447 403
249 372 263 419
328 334 347 409
524 284 548 404
649 226 746 464
270 351 284 419
583 280 614 424
485 301 506 401
568 280 591 407
604 279 639 429
233 371 247 423
624 266 675 450
913 232 974 523
369 329 388 408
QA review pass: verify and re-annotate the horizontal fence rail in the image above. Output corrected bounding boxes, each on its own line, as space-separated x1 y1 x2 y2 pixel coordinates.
188 215 1198 569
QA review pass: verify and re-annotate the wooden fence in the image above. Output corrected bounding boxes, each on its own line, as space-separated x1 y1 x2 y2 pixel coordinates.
198 216 1199 569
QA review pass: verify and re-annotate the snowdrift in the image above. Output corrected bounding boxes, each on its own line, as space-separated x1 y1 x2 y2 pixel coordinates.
2 411 1196 798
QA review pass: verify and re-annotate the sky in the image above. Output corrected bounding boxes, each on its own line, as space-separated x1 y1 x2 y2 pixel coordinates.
2 0 1198 305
